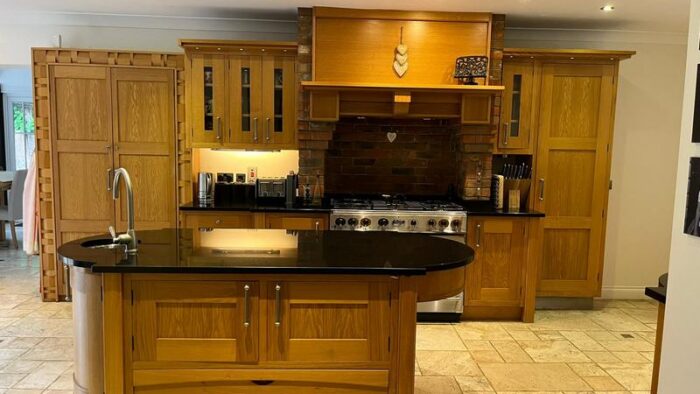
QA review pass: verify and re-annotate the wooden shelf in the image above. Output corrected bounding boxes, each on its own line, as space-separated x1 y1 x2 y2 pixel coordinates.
301 80 504 93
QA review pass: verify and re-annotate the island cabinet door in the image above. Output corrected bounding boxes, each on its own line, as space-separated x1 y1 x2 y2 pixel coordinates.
268 281 392 365
131 280 259 364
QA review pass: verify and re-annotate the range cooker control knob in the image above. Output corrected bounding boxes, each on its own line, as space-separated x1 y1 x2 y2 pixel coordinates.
347 218 358 227
378 218 389 227
438 219 449 228
451 219 462 229
360 218 371 227
410 219 418 227
427 219 437 228
335 218 346 227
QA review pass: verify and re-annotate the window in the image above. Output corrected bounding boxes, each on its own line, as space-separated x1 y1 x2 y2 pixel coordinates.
2 95 35 170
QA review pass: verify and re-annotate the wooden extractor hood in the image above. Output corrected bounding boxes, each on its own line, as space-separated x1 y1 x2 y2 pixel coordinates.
302 7 504 124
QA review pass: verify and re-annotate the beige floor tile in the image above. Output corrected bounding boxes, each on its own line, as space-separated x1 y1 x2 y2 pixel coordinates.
583 351 621 363
597 339 654 352
0 338 41 350
454 322 512 341
585 310 653 332
0 373 25 389
414 376 462 394
611 351 649 363
463 340 495 351
479 363 591 391
454 375 494 391
620 308 657 324
416 350 481 376
598 363 653 391
531 311 605 331
506 330 539 341
567 363 608 377
46 372 72 390
519 340 590 363
491 340 532 362
559 331 604 352
639 351 655 362
416 325 466 351
535 331 566 341
471 349 505 363
582 375 625 390
11 361 70 390
0 350 25 362
3 390 43 394
0 361 40 374
19 338 72 361
582 330 618 342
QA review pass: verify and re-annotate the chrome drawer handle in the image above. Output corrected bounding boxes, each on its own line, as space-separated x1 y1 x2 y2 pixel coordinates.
503 123 509 145
539 178 545 201
476 224 481 248
253 117 259 142
274 284 281 327
243 284 250 328
265 117 271 142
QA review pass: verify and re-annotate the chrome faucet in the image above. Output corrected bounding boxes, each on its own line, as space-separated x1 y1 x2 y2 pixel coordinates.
109 168 137 253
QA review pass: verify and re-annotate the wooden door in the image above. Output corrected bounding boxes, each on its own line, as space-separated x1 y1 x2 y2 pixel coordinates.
191 54 226 146
49 65 114 245
534 63 616 297
269 281 392 364
228 55 262 145
465 218 525 307
111 68 177 231
132 280 259 364
499 62 534 151
264 213 328 230
262 55 296 147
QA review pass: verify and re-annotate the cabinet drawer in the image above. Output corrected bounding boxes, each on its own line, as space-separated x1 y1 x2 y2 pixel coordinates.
264 213 329 230
132 369 389 393
183 212 255 229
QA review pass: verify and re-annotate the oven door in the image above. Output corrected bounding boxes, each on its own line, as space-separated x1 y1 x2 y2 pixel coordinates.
417 234 465 322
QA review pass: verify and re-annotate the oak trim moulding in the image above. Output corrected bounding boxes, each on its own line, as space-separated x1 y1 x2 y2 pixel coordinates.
504 48 636 61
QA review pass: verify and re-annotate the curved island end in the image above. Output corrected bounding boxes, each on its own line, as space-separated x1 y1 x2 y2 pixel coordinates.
59 228 473 394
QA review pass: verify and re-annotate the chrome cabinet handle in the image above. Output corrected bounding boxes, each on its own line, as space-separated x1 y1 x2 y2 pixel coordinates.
215 117 222 140
539 178 545 201
106 168 113 191
253 117 259 142
503 123 509 146
243 284 250 328
265 117 271 142
274 284 281 327
315 221 320 231
476 224 481 248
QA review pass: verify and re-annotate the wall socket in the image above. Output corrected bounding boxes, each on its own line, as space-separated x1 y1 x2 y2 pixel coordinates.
247 167 258 183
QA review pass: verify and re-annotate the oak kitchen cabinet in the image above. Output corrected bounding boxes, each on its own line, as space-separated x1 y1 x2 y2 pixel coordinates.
496 62 536 153
49 65 177 254
503 49 633 299
180 211 330 231
463 216 541 321
183 40 297 149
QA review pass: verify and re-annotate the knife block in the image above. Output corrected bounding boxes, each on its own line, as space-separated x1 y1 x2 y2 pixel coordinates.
504 179 531 212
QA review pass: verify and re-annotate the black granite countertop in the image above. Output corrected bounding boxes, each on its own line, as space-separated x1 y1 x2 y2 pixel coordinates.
645 273 667 304
460 201 545 218
58 228 473 275
179 199 331 213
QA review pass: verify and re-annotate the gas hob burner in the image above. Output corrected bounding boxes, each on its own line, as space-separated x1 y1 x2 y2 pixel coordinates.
420 200 465 211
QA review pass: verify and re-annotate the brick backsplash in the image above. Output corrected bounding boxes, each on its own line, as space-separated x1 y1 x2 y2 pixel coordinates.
325 119 459 196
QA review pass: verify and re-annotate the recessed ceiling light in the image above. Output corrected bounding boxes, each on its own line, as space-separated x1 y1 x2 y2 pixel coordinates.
601 5 615 12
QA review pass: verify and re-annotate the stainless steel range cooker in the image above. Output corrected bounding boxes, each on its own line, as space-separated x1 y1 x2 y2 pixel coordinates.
330 196 467 321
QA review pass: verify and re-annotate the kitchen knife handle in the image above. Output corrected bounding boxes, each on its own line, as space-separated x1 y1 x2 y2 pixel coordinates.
476 224 481 248
265 117 271 142
274 284 281 327
253 117 259 142
106 168 113 191
503 123 509 146
215 116 222 140
243 284 250 328
539 178 545 201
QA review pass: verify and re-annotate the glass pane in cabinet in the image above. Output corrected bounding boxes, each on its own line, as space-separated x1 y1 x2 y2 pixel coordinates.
274 68 283 132
509 74 522 137
204 66 214 131
241 67 251 132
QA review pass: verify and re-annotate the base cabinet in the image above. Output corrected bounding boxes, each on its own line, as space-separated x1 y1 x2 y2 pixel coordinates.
180 211 330 231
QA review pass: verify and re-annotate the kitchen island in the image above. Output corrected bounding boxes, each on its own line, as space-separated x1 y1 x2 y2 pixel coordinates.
58 228 473 394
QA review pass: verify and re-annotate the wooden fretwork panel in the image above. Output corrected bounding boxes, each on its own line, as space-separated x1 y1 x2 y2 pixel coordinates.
132 280 259 364
534 63 615 297
269 281 391 364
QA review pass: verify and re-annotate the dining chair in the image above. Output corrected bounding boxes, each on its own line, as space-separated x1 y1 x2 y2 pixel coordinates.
0 170 28 248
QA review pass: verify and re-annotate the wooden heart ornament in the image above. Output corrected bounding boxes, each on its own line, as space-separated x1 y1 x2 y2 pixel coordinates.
387 131 397 143
393 27 408 78
393 61 408 77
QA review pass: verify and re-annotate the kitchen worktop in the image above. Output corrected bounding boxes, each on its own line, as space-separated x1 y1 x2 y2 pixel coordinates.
645 273 668 304
58 228 473 275
460 201 545 217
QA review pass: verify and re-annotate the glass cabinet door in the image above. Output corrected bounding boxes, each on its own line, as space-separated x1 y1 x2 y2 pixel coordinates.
228 55 262 145
262 55 296 146
191 54 226 146
499 62 534 151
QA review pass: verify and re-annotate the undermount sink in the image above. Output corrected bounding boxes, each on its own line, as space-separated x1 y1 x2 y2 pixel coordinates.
81 239 125 250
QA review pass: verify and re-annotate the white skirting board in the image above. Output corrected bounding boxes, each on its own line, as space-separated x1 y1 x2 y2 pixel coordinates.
600 286 649 300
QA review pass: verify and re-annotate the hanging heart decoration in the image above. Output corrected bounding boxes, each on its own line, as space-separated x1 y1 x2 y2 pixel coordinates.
393 27 408 78
387 131 397 143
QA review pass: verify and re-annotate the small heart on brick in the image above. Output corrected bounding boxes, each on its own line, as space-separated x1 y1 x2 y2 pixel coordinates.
387 132 397 143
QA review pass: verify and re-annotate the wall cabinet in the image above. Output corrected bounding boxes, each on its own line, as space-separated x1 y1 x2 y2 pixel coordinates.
49 65 177 251
184 41 297 150
497 62 535 152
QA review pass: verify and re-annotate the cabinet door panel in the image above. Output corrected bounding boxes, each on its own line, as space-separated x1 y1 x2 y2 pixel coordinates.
499 62 534 151
269 281 391 364
132 280 259 364
534 63 615 297
465 218 525 307
49 65 114 241
262 55 296 147
229 56 262 145
111 68 176 231
192 54 226 145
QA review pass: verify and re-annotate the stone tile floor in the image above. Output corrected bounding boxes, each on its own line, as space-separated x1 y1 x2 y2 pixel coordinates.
0 241 657 393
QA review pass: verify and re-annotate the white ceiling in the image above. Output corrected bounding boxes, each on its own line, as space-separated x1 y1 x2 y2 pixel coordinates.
3 0 691 33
